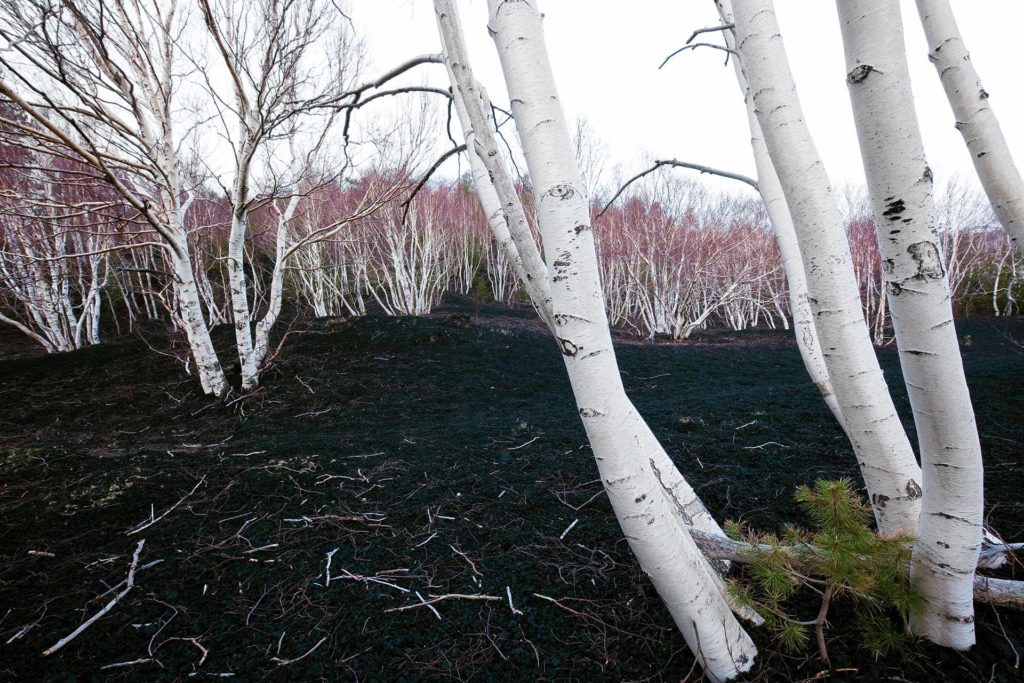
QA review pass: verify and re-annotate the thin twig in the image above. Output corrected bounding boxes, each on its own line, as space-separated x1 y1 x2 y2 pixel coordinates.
127 477 206 535
508 436 539 451
686 23 735 45
659 42 737 69
416 591 443 620
270 636 327 666
384 593 501 613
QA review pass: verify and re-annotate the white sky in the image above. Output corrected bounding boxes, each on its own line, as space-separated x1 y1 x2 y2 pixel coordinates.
350 0 1024 196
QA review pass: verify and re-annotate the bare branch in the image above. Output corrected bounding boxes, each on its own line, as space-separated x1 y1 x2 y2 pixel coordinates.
599 159 758 217
660 42 737 70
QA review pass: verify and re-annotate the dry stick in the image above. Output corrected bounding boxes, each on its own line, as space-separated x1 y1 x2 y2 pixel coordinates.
324 549 338 586
337 569 410 593
127 476 206 535
980 542 1024 565
270 636 327 667
413 532 438 548
100 658 154 670
450 544 482 576
94 559 163 601
506 586 523 616
415 591 443 620
42 540 146 656
384 593 502 613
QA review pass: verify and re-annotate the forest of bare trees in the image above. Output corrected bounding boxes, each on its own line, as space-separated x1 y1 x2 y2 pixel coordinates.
0 0 1022 680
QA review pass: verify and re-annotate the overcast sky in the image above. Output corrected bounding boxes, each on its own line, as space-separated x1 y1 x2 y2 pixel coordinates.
350 1 1024 197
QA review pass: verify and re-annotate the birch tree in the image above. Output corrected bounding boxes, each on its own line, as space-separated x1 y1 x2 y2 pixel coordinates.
195 0 361 389
435 1 757 679
835 0 983 648
0 0 229 396
729 0 924 536
709 1 845 427
915 0 1024 248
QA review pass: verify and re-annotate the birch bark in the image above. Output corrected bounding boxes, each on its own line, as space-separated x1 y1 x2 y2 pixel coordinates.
714 0 844 429
915 0 1024 248
435 2 758 678
252 194 301 373
731 0 923 535
836 0 983 649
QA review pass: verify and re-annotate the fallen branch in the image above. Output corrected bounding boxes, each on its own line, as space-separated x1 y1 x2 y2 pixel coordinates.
973 575 1024 609
270 636 327 666
384 593 502 613
979 541 1024 568
43 540 146 656
506 586 523 616
100 658 154 670
686 528 1024 608
127 477 206 535
415 591 443 620
335 568 410 593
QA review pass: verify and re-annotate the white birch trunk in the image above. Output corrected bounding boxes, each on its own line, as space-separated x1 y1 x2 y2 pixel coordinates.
443 71 555 330
440 0 726 541
228 211 259 389
836 0 983 648
714 0 844 429
169 244 228 397
731 0 923 536
252 195 300 373
436 2 758 678
915 0 1024 248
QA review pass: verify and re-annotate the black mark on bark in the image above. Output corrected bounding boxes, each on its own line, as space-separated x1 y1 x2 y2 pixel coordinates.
557 338 579 356
883 198 906 220
847 64 881 83
547 184 575 201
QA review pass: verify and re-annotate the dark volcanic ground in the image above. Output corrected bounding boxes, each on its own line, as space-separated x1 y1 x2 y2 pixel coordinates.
0 300 1022 681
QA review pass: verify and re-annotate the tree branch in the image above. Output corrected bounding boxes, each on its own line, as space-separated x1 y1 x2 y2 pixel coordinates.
401 144 467 222
660 42 737 70
599 159 758 217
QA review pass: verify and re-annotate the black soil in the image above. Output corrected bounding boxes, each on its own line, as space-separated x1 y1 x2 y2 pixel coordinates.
1 299 1022 681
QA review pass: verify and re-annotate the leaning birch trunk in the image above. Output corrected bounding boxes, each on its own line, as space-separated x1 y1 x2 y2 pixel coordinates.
436 2 758 678
731 0 923 535
445 81 556 332
836 0 983 649
439 5 724 543
714 0 844 430
915 0 1024 248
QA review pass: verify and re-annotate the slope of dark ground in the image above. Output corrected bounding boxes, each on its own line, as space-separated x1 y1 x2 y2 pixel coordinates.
0 299 1021 682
